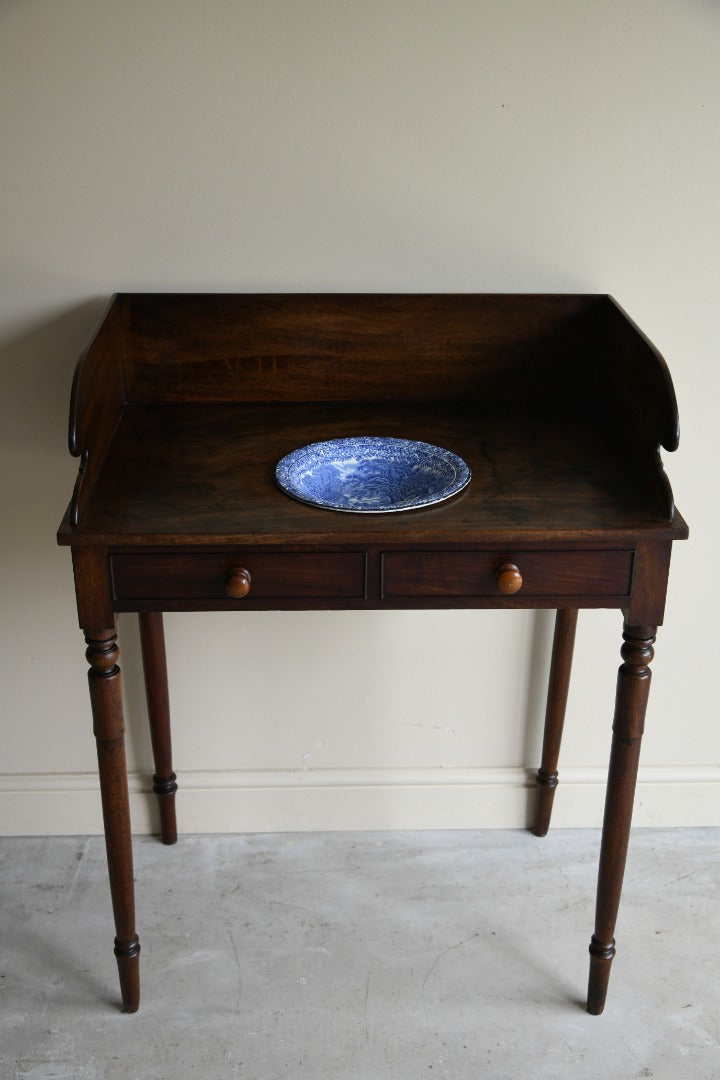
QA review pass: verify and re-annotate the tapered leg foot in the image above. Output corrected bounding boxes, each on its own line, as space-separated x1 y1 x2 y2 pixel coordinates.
139 612 178 845
152 772 178 846
116 935 141 1013
533 609 578 837
587 936 615 1015
586 624 656 1015
533 769 559 839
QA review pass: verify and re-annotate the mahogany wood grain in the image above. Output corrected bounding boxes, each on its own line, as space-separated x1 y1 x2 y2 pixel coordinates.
626 539 674 626
138 612 177 845
85 627 140 1012
111 549 630 609
119 293 599 407
64 294 684 533
58 404 688 548
112 551 367 603
533 608 579 837
68 297 126 526
382 550 632 599
71 546 115 627
57 294 688 1016
600 299 680 519
587 624 656 1015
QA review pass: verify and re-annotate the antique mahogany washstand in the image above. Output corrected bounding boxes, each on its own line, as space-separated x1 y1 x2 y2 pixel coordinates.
57 293 688 1015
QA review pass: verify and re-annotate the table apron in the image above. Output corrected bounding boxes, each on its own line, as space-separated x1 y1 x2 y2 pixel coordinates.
109 548 634 611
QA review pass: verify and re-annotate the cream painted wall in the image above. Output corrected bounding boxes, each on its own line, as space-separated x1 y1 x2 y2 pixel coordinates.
1 0 718 834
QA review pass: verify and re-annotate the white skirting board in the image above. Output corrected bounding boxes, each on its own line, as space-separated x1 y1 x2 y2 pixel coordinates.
1 765 719 835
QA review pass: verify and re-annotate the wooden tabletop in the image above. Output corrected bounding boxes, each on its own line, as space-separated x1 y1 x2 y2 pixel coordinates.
58 401 687 548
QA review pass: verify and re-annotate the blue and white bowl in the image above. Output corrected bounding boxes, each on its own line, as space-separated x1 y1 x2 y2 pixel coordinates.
275 436 471 513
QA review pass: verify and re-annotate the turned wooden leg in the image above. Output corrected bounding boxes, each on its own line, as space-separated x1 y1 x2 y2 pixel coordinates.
85 627 140 1013
586 623 656 1015
138 612 178 845
533 608 579 837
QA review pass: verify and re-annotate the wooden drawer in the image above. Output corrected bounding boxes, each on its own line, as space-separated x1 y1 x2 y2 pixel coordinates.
111 552 367 604
381 550 633 599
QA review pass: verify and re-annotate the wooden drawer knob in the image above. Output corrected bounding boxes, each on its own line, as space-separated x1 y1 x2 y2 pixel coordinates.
225 567 252 598
495 562 523 595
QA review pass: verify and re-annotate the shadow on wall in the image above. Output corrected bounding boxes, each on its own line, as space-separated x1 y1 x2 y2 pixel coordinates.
0 299 110 562
0 298 109 456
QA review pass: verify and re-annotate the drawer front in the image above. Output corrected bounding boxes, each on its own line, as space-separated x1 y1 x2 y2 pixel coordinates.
381 550 633 599
111 552 367 603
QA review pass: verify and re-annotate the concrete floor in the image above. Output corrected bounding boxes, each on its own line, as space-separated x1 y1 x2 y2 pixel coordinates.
1 829 718 1080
